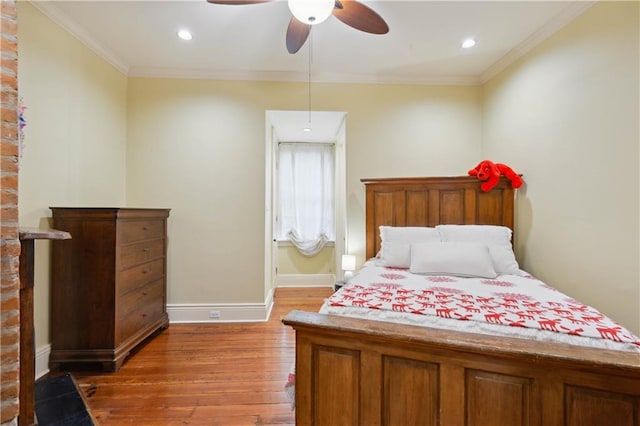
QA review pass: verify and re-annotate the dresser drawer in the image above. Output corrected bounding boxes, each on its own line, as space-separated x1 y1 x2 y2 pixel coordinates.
119 258 164 296
120 239 164 270
118 280 165 342
119 220 164 244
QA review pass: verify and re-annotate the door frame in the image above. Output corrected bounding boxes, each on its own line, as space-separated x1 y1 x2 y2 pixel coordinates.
264 110 347 300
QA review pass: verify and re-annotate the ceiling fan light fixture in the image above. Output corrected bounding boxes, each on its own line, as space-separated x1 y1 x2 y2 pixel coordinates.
288 0 334 25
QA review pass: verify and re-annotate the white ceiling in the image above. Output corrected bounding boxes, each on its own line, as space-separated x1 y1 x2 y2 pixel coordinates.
30 0 593 141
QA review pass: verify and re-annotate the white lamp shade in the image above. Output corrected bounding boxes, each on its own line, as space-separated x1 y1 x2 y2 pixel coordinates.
341 254 356 272
288 0 334 25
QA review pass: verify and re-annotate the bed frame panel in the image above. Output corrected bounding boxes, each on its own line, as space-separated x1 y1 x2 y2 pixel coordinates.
283 176 640 426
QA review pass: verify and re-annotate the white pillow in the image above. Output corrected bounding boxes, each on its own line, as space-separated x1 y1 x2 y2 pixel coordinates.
436 224 513 243
377 226 441 268
410 242 498 278
436 225 522 276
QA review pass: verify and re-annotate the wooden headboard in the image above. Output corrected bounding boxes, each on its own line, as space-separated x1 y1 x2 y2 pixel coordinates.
361 176 516 259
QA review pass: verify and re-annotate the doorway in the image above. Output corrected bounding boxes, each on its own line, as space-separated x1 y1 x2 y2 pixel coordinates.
264 110 347 298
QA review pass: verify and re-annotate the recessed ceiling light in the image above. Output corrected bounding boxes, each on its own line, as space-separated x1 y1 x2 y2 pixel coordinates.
303 127 312 132
177 29 193 41
461 38 476 49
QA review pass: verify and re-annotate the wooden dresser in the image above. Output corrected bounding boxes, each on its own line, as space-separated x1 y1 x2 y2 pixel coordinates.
49 208 170 372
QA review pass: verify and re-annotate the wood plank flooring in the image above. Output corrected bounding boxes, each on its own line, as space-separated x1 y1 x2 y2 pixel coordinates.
71 287 333 425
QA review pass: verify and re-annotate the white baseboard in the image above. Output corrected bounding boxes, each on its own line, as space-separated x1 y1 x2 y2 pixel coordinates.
35 344 51 380
276 273 335 288
168 288 275 323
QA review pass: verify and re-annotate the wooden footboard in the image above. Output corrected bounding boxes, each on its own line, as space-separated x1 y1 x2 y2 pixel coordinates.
283 310 640 426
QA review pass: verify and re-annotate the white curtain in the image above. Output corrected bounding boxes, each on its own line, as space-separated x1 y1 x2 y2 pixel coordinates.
278 142 335 257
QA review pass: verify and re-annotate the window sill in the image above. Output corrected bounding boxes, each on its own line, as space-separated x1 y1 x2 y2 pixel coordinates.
277 240 335 248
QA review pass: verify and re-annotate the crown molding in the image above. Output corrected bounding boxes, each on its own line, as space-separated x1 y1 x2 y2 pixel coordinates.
128 66 482 86
480 1 596 84
29 1 129 75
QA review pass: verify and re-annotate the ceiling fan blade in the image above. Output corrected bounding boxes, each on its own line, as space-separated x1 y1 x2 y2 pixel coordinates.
332 0 389 34
206 0 272 4
286 18 311 54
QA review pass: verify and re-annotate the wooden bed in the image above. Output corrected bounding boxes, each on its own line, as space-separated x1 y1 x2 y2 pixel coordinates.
283 176 640 426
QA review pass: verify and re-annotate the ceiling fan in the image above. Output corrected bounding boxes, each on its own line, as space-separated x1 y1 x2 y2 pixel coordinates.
206 0 389 54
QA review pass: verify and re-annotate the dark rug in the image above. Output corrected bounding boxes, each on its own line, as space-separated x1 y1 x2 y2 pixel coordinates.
35 373 95 426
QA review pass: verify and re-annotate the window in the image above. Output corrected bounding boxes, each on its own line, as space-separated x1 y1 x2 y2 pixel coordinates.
277 142 335 256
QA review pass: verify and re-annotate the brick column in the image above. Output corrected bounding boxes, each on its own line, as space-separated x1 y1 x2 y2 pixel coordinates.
0 1 20 425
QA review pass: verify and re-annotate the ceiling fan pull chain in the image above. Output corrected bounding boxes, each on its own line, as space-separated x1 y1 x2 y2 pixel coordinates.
308 32 313 125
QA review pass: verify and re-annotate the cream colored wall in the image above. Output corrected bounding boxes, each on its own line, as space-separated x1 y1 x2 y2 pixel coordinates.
482 2 639 334
126 79 482 303
278 246 334 275
343 86 483 264
17 2 128 347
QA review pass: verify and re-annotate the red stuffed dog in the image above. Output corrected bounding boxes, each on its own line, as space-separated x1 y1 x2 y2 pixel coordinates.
468 160 523 192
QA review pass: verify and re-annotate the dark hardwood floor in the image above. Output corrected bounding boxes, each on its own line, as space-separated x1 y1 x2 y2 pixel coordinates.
71 287 333 425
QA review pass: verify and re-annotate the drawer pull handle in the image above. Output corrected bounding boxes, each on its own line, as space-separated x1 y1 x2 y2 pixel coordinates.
142 313 147 318
142 269 149 274
142 226 148 231
142 248 150 253
142 292 148 296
